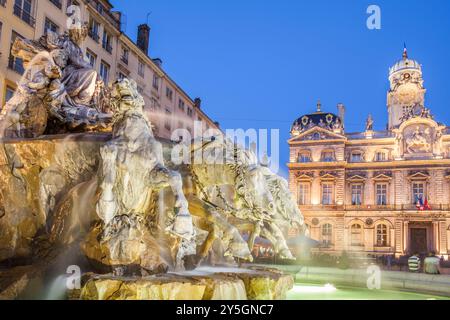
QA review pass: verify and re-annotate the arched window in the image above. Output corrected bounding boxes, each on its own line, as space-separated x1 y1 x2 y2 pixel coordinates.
350 224 363 246
321 224 333 247
350 151 363 163
298 151 312 163
321 150 335 162
376 224 388 247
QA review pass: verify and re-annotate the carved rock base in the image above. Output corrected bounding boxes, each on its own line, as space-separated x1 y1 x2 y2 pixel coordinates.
81 221 168 276
76 268 294 300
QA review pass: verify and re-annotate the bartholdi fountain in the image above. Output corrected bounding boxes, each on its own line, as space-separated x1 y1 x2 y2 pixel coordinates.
0 24 305 300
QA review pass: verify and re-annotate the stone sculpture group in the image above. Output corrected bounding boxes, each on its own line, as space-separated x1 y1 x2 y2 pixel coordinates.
0 26 305 277
0 25 111 138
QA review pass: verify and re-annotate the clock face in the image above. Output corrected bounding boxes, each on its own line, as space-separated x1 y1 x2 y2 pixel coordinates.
396 84 418 105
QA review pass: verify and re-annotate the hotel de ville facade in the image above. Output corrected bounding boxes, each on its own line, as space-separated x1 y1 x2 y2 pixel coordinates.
288 48 450 259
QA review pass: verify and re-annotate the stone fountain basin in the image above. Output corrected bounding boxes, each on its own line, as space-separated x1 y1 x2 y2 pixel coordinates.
76 267 294 300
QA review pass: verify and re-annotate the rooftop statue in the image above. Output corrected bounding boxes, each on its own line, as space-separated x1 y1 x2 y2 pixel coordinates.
365 114 374 131
0 24 111 138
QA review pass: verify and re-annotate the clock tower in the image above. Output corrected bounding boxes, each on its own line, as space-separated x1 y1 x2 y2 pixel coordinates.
387 47 425 129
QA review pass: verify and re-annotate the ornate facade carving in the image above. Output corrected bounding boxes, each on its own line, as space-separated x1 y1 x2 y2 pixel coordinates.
288 48 450 258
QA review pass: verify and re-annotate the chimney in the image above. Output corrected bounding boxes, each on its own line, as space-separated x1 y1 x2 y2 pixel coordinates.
137 24 150 55
337 103 346 130
152 58 163 68
194 97 202 109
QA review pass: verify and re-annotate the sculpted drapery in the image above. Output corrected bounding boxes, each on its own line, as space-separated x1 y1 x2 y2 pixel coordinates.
0 25 111 138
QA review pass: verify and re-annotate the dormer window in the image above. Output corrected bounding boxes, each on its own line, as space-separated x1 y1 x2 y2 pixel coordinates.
375 151 388 162
298 151 312 163
321 151 335 162
351 151 363 163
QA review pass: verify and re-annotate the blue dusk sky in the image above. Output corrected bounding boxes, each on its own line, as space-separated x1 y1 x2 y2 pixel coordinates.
112 0 450 177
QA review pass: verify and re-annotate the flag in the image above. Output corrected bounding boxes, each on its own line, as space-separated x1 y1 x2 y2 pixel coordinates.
424 198 431 211
416 196 424 211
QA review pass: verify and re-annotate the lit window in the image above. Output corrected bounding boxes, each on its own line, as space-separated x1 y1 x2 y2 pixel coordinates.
164 108 171 131
99 61 110 83
351 152 363 162
322 151 334 162
138 60 145 77
152 74 159 90
376 224 388 247
322 183 333 205
298 183 310 205
5 85 15 104
121 46 129 64
102 31 113 53
8 31 25 74
412 182 425 205
376 184 388 206
86 49 96 67
88 18 100 42
44 17 59 34
376 152 387 162
321 224 333 247
351 224 363 246
298 151 312 163
166 87 173 100
14 0 35 27
351 184 363 205
178 99 185 111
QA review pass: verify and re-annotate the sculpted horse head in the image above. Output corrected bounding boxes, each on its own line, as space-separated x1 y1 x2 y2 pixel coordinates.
262 167 305 233
190 135 275 220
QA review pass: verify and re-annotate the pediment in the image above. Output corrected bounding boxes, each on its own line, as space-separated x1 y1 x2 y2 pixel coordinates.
295 173 314 182
320 173 337 181
347 174 366 182
408 171 430 180
289 127 346 143
373 174 392 182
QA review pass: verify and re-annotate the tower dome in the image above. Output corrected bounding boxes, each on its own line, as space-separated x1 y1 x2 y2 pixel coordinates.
389 47 422 78
387 46 426 129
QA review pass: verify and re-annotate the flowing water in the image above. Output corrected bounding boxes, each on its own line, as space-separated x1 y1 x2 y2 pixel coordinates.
171 266 256 277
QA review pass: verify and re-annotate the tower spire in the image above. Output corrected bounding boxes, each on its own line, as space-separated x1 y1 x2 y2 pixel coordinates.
403 43 408 60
